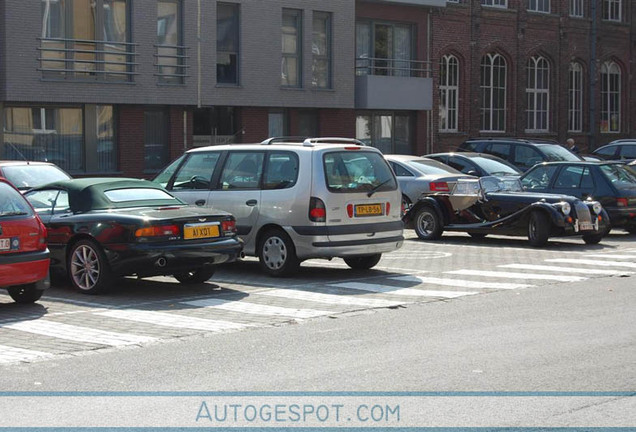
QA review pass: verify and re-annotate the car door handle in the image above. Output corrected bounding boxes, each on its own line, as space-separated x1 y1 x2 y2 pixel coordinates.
195 199 206 206
246 199 258 206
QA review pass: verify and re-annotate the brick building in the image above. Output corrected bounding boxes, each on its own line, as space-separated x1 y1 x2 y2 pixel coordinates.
431 0 635 154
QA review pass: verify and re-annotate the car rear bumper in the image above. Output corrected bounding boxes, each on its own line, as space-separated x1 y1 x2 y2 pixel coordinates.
607 207 636 229
102 238 243 277
0 250 50 288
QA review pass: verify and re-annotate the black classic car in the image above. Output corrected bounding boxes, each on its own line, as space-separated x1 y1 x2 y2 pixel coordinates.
25 178 243 293
403 176 610 246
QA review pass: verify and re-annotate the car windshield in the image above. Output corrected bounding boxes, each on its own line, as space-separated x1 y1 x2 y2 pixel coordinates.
324 151 397 193
2 164 71 190
539 145 582 162
0 182 34 217
479 176 523 193
471 157 520 175
407 159 463 175
599 164 636 187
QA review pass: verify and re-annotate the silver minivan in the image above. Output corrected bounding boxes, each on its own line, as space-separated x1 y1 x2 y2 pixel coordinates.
154 138 404 276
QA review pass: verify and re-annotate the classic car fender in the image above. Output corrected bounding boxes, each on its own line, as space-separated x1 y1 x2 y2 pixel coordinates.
403 197 446 228
526 202 567 227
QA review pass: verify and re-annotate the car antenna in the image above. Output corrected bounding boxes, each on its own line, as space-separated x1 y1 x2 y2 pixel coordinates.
6 142 31 164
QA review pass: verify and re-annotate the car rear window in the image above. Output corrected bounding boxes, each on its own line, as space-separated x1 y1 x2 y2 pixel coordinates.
324 151 397 193
538 145 582 162
408 159 463 175
104 188 180 203
0 182 34 217
599 164 636 187
472 157 520 175
2 164 71 190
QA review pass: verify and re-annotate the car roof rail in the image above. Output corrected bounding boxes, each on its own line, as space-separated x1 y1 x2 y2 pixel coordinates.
301 137 366 147
260 136 307 145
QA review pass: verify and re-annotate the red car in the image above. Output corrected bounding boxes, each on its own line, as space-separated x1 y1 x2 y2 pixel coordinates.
0 178 50 303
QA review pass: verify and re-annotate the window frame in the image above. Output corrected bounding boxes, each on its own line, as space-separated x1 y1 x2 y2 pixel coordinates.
281 8 303 88
569 0 584 17
480 53 507 133
156 0 184 85
603 0 621 21
568 62 583 132
481 0 507 8
600 61 621 133
529 0 550 13
439 55 459 133
217 2 240 86
525 56 550 133
311 11 332 89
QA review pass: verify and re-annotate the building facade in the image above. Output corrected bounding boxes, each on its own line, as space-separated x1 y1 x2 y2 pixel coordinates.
0 0 441 178
431 0 635 154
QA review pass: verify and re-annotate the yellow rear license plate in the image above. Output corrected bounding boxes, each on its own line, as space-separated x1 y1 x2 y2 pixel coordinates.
355 204 383 217
184 223 220 240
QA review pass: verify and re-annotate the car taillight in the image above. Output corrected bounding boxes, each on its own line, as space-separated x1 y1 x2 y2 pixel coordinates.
617 198 629 207
386 202 391 215
346 204 354 218
37 218 48 251
430 182 450 192
221 219 237 235
135 224 180 238
309 197 326 222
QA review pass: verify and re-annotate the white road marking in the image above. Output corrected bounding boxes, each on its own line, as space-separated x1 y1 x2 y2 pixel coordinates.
330 282 474 298
583 254 636 260
545 259 636 269
447 269 587 282
0 345 53 363
500 264 633 275
180 299 330 319
390 275 532 290
94 309 251 332
2 320 156 346
258 289 406 308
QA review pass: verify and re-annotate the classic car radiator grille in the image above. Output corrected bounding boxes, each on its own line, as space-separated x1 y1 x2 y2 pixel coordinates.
574 202 592 223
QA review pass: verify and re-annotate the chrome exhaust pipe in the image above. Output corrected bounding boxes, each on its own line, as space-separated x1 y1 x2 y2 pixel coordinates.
155 257 167 267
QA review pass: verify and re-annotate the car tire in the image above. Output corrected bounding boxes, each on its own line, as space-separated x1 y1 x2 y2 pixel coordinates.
344 254 382 270
414 206 443 240
527 211 550 247
7 283 44 304
258 229 300 277
582 233 604 245
401 195 412 214
68 239 112 294
468 233 487 239
173 266 216 284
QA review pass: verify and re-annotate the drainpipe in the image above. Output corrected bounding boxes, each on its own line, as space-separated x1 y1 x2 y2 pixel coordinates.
427 9 433 154
589 0 597 150
197 0 201 108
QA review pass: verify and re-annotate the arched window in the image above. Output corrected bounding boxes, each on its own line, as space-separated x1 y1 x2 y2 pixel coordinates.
480 53 506 132
600 61 621 133
439 55 459 132
568 62 583 132
526 56 550 132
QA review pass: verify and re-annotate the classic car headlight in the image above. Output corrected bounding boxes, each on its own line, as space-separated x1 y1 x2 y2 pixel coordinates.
558 201 571 215
592 202 603 215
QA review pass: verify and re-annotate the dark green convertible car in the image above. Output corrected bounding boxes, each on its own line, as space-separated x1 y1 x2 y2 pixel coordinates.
25 178 243 293
403 176 610 246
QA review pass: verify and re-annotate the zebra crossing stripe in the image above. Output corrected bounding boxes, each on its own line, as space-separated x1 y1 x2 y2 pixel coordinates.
2 320 156 346
583 254 636 260
329 282 470 297
545 259 636 269
180 299 330 319
94 309 252 332
447 269 587 282
500 263 633 275
258 289 406 308
390 275 532 290
0 345 53 363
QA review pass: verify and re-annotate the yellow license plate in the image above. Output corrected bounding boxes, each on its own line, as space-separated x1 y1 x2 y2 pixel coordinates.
355 204 383 216
184 223 220 240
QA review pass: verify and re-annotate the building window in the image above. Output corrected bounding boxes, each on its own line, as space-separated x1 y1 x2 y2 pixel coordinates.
480 53 507 132
481 0 507 7
268 111 288 137
40 0 133 81
312 12 332 89
529 0 550 12
298 110 319 137
569 0 584 16
2 105 116 173
526 56 550 132
568 62 583 132
355 112 413 154
156 0 184 84
439 55 459 132
600 62 621 133
282 9 302 87
144 109 169 171
355 21 415 77
217 3 240 85
603 0 621 21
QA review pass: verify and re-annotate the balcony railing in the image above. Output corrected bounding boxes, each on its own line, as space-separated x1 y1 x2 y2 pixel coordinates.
355 56 431 78
37 37 139 81
154 44 190 84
